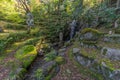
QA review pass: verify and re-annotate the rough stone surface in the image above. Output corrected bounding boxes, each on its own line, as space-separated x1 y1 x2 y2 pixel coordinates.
84 32 93 40
80 32 99 41
59 48 66 53
110 70 120 80
72 48 80 54
103 34 120 43
75 55 93 67
73 50 120 80
101 47 120 60
41 61 56 75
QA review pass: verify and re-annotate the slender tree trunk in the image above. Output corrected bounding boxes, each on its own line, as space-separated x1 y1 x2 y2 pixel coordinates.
117 0 120 8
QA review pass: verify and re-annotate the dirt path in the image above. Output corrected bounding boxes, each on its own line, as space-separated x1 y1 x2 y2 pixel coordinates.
24 56 45 80
52 47 94 80
0 47 20 80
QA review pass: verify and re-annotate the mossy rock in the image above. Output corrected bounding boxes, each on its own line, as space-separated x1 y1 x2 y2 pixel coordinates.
82 40 97 45
35 68 45 80
15 45 37 68
44 50 56 62
80 28 102 41
16 68 27 80
104 34 120 43
54 56 65 64
9 68 27 80
81 28 102 35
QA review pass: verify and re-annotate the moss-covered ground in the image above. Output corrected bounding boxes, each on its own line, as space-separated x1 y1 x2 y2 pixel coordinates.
0 21 43 79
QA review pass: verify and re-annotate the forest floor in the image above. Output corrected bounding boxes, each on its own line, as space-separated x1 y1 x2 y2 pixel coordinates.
52 46 94 80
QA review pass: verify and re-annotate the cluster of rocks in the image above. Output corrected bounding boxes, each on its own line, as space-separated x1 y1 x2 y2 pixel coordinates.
103 34 120 43
72 48 120 80
80 29 101 48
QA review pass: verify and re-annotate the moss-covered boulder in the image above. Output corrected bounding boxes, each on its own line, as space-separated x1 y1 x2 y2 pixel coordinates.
16 68 27 80
80 28 102 41
80 28 103 48
41 61 56 76
101 47 120 61
103 34 120 43
72 41 120 80
55 56 65 65
15 45 37 68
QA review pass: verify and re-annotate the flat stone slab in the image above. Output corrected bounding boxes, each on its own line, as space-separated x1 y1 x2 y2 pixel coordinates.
73 48 80 54
101 47 120 60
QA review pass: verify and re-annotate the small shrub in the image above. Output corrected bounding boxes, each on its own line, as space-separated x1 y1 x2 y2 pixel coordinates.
44 52 56 62
35 68 44 80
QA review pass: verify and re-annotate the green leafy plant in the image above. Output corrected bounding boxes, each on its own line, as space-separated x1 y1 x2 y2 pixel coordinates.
35 68 45 80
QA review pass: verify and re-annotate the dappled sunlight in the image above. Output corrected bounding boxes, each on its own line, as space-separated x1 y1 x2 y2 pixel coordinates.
4 29 26 33
0 0 120 80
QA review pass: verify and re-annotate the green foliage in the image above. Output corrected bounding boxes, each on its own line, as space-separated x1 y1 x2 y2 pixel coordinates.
80 28 103 41
68 43 104 80
5 23 27 30
44 51 56 62
15 45 37 68
25 37 40 45
9 68 27 80
102 48 107 55
0 0 25 23
35 68 44 80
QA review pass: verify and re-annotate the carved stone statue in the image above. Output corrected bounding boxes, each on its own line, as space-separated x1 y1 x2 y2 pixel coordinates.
26 12 34 27
114 19 119 28
70 20 76 39
26 12 34 33
59 31 63 47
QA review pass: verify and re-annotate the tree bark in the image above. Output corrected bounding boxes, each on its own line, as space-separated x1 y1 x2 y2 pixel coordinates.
117 0 120 8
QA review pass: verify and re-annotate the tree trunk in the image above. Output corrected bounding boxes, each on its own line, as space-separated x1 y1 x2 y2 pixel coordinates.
117 0 120 8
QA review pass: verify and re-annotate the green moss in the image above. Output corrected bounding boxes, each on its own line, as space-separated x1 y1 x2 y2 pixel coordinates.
35 68 44 80
45 74 52 80
15 45 37 68
5 23 26 30
80 47 100 59
81 28 102 34
100 58 115 71
81 40 97 45
68 44 104 80
17 68 27 79
102 48 107 55
9 68 27 80
98 41 120 50
44 50 56 62
64 41 71 47
54 56 65 64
